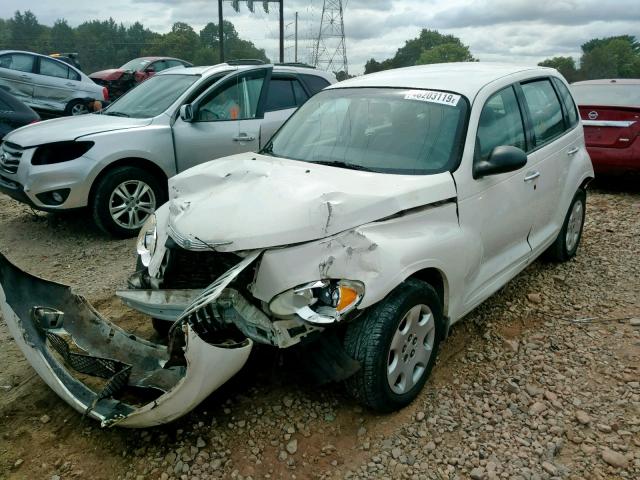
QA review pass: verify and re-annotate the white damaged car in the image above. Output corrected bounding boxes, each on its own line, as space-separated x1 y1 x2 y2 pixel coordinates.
0 63 594 427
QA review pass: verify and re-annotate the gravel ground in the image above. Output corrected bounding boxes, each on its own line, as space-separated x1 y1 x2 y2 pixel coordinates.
0 182 638 480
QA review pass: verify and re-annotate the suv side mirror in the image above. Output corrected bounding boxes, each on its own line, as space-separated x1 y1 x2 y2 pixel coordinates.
473 145 527 179
179 104 194 123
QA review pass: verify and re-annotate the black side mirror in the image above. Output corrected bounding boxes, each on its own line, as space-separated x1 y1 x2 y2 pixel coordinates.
179 104 194 123
473 145 527 179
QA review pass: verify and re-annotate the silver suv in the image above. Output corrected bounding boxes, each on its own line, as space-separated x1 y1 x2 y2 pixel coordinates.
0 63 335 236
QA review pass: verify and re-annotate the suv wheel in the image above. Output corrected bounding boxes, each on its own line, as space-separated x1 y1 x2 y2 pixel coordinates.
344 278 443 412
546 189 586 262
92 166 166 238
66 99 90 116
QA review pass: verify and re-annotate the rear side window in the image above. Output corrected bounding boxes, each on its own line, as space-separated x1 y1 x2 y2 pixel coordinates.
0 53 34 73
67 68 80 81
300 74 330 95
39 57 70 79
521 79 565 147
476 86 526 161
265 78 308 111
552 78 579 129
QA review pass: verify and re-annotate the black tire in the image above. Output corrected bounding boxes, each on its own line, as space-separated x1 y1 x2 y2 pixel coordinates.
344 278 443 412
152 318 171 338
545 189 586 262
91 166 166 238
65 99 90 116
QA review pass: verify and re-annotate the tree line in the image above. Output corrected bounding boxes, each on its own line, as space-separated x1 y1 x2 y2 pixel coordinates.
365 30 640 83
0 10 269 74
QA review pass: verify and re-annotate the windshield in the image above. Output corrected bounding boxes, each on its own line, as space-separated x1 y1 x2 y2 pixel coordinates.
571 84 640 107
103 74 199 118
120 58 152 71
266 88 468 174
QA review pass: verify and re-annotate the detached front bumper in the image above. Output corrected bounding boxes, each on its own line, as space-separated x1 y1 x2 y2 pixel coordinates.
0 252 252 428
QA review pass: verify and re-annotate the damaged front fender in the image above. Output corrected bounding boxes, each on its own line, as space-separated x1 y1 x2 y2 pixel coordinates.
0 253 252 428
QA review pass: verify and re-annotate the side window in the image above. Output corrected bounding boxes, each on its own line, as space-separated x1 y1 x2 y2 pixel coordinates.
264 78 297 111
476 86 526 162
196 70 266 122
39 57 70 79
0 53 34 73
292 79 309 106
300 74 330 95
552 78 579 129
151 60 168 72
166 60 183 69
67 68 80 81
520 79 565 147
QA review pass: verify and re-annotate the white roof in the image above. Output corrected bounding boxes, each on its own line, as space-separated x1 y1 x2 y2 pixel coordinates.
160 63 336 83
328 62 556 100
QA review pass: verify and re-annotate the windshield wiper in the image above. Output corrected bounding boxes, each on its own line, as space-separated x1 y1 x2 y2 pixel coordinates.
310 160 376 172
104 111 130 117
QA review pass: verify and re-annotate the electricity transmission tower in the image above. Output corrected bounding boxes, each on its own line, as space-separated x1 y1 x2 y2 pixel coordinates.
312 0 348 75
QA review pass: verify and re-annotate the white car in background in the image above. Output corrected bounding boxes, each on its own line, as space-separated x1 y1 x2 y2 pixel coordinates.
0 62 335 236
0 63 593 427
0 50 107 116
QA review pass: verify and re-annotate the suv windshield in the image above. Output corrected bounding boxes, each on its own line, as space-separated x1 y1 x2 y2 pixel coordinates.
120 58 152 71
266 88 468 174
103 74 199 118
571 84 640 107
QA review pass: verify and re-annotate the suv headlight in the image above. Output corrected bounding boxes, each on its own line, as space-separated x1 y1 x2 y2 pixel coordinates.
136 214 157 267
31 141 94 165
269 279 364 325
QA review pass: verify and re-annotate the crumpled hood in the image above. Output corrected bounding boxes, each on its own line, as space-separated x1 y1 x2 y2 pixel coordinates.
89 68 124 81
167 153 457 251
4 115 153 148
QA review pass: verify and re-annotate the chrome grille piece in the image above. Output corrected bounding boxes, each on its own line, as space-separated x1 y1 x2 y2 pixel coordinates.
0 142 23 174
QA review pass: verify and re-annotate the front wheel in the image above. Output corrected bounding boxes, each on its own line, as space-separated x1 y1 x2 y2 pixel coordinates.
344 278 443 412
91 166 166 238
545 189 586 262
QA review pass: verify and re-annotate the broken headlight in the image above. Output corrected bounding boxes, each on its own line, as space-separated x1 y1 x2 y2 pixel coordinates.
269 279 364 325
136 213 157 267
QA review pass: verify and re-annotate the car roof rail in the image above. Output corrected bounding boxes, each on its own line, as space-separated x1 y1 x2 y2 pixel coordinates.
226 59 266 66
276 62 315 69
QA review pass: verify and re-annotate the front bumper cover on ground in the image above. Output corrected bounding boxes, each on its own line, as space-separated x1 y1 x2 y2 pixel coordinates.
0 252 253 428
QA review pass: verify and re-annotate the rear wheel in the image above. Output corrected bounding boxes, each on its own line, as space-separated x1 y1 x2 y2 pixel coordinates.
344 278 443 412
65 99 90 116
546 189 586 262
92 166 166 238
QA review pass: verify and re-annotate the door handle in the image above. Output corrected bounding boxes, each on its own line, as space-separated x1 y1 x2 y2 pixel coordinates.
19 74 31 79
233 134 255 142
567 147 579 156
65 82 76 87
524 171 540 182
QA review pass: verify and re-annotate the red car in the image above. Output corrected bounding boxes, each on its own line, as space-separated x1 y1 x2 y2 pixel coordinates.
571 79 640 175
89 56 192 98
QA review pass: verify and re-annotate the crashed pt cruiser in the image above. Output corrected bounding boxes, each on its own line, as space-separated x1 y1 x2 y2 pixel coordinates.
0 63 594 427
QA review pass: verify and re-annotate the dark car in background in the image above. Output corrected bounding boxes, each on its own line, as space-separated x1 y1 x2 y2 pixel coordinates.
89 56 193 98
571 79 640 175
49 52 82 71
0 87 40 139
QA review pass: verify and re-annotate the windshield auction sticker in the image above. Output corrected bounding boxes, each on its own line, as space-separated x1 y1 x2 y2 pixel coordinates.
404 90 461 107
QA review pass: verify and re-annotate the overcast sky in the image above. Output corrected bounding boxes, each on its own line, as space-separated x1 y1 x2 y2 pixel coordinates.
4 0 640 73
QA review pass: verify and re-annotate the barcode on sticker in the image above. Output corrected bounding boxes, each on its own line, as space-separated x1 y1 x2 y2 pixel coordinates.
404 90 461 107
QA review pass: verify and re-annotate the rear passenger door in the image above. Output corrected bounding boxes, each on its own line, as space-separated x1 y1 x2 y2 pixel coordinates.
517 77 580 253
33 56 77 111
261 74 310 143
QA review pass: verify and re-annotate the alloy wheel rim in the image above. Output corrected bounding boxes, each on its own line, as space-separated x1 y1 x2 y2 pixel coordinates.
565 200 583 252
387 304 435 395
109 180 156 230
71 103 89 115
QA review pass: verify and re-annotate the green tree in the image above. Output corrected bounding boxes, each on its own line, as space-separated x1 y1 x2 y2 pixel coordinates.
580 36 640 79
9 10 44 50
538 56 579 82
364 29 474 74
417 42 474 65
50 19 75 52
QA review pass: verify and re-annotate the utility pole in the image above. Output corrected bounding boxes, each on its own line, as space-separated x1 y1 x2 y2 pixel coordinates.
294 11 298 62
313 0 348 75
218 0 224 63
218 0 284 64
